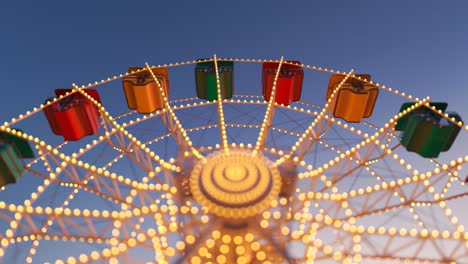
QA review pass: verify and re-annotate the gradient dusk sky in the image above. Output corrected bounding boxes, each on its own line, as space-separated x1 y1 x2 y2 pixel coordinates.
1 0 467 120
0 1 467 263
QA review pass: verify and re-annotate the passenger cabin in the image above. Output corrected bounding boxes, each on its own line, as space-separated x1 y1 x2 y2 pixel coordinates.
262 61 303 105
0 129 34 187
395 102 463 158
326 74 378 123
44 89 101 141
394 102 447 131
0 143 24 187
122 67 171 114
0 129 35 158
195 59 233 101
55 89 102 114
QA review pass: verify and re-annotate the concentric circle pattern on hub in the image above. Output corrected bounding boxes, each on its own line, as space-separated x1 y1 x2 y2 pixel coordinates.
190 151 281 219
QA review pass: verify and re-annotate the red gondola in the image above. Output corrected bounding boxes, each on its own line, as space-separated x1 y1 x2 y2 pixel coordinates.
262 61 303 105
44 89 101 141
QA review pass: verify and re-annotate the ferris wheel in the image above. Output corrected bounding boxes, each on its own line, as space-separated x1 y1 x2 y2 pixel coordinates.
0 56 467 264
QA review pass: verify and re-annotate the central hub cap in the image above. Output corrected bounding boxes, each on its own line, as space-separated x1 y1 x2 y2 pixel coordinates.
190 151 281 219
225 164 247 181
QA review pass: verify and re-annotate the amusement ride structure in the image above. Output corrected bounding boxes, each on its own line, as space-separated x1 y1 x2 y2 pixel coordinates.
0 56 467 263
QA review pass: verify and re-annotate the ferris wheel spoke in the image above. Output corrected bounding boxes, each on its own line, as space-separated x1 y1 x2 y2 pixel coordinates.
293 129 424 223
254 56 284 156
145 63 204 162
359 154 437 231
70 86 180 175
274 69 354 167
0 141 84 258
337 160 465 222
294 157 465 233
31 143 158 208
32 177 132 208
9 154 110 260
0 209 120 246
300 107 408 191
212 54 230 154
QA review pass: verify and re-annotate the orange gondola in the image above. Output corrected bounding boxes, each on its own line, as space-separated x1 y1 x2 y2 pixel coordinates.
122 67 170 114
326 74 378 123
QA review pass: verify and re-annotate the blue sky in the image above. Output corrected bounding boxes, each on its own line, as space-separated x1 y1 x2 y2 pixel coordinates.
1 0 467 119
0 0 467 262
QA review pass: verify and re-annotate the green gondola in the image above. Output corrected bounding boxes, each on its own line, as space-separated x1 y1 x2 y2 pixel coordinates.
396 102 462 158
394 102 447 131
195 59 233 101
0 129 35 158
0 143 25 186
0 129 35 187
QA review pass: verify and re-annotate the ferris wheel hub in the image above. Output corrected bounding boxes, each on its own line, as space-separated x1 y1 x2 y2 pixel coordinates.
224 164 247 181
190 150 281 219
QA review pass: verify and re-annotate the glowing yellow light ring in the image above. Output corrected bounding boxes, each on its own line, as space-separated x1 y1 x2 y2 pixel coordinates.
200 155 271 205
190 151 281 219
210 157 258 193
